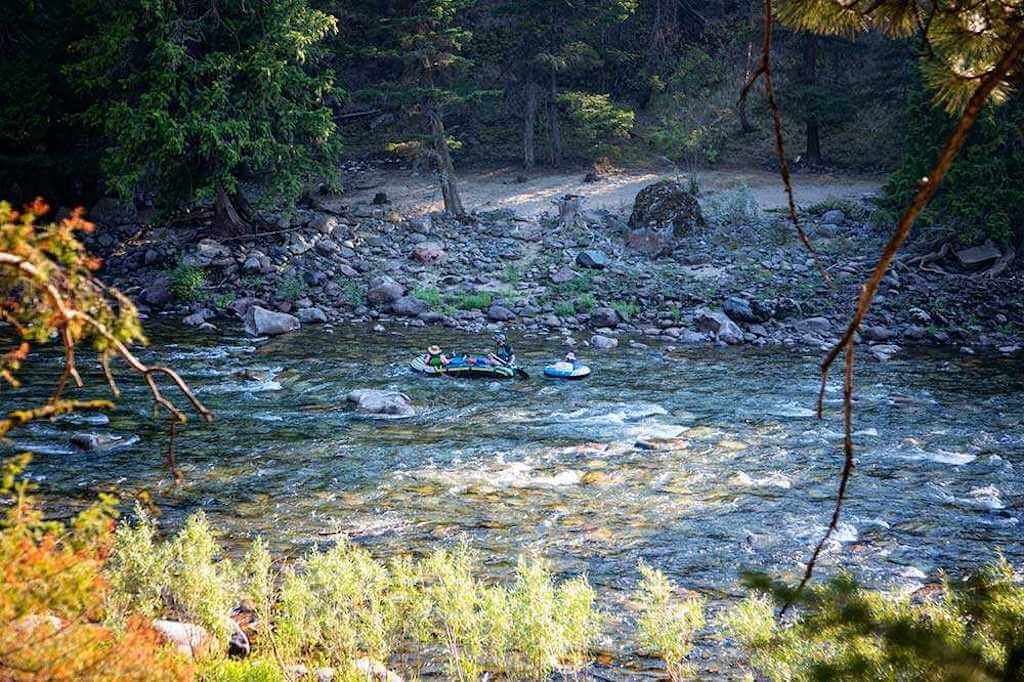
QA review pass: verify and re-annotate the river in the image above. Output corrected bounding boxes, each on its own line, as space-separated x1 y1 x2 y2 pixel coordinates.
6 323 1023 675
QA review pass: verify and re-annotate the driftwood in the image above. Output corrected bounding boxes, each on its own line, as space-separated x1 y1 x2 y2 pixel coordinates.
904 242 1016 279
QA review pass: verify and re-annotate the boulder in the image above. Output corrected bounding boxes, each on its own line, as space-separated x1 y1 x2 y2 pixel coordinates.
412 241 445 264
152 620 212 659
862 325 894 342
870 344 901 362
182 309 214 327
70 432 138 452
627 180 706 254
141 274 173 307
346 389 414 418
244 306 300 336
590 334 619 350
89 197 137 227
723 296 771 324
820 208 846 225
391 296 428 317
589 307 621 328
772 297 802 320
792 317 831 334
550 266 578 284
366 275 404 305
694 309 744 345
311 214 338 235
576 249 609 270
487 304 516 322
297 306 328 324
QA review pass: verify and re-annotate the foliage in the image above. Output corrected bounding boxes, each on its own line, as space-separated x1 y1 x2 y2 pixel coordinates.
575 292 597 312
634 562 706 680
200 658 284 682
0 456 194 680
558 92 635 158
553 300 576 317
611 301 639 320
170 265 208 302
702 185 764 230
275 276 304 303
413 286 443 308
66 0 341 230
725 561 1024 680
881 81 1024 244
455 291 494 311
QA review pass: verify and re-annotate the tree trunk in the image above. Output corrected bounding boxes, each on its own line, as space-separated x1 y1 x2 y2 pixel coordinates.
547 73 562 168
523 77 538 170
738 2 756 133
424 100 465 218
802 35 822 165
214 186 251 237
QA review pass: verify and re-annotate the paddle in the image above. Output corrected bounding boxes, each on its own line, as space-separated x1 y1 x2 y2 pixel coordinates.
515 367 530 380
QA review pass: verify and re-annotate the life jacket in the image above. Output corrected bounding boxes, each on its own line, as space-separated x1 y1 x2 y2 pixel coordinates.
427 351 444 368
496 344 514 363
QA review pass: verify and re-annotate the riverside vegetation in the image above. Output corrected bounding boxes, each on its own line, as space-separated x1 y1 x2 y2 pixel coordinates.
3 0 1024 679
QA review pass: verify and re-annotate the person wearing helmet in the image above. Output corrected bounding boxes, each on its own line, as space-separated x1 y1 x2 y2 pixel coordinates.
488 332 515 366
564 351 580 369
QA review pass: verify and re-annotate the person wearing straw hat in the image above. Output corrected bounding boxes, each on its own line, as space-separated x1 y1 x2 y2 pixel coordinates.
423 344 450 369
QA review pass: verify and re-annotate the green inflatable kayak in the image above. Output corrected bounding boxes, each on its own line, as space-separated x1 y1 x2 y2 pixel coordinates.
410 355 518 379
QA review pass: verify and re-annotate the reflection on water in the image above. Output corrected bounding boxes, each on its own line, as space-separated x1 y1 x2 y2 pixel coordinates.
4 323 1024 671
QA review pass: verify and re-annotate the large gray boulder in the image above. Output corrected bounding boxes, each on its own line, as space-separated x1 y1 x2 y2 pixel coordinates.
244 305 300 336
627 180 706 255
391 295 428 317
576 249 609 269
141 274 173 307
723 296 771 324
590 334 619 350
412 241 445 264
487 303 516 322
346 389 414 418
590 306 621 327
366 275 404 305
694 309 743 345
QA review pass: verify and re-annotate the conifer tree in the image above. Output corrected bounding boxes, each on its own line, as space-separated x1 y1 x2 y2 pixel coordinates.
66 0 342 236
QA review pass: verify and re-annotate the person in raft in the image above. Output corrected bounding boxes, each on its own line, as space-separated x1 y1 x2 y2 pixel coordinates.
423 344 450 369
563 351 581 369
488 332 515 366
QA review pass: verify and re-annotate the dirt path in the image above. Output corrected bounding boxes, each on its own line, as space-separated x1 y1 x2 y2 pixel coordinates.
344 166 884 218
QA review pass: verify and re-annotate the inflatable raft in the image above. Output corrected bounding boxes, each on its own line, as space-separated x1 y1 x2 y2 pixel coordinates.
410 355 518 379
543 362 591 379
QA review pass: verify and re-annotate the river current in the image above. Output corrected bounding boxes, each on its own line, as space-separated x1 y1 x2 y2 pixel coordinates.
5 323 1023 674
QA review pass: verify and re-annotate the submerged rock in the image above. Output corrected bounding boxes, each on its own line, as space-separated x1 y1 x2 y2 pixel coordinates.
346 389 415 418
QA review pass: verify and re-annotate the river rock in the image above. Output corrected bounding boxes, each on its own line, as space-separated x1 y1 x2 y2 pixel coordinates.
590 307 621 328
576 249 609 269
346 389 414 418
244 306 300 336
141 274 173 307
182 308 213 327
694 309 743 345
70 432 138 452
723 296 771 324
820 208 846 225
551 266 578 284
862 325 893 342
627 180 706 254
590 334 618 350
366 275 404 305
487 303 516 322
153 620 211 659
412 241 445 264
312 214 338 235
870 344 901 362
392 296 428 317
297 306 328 324
793 316 831 334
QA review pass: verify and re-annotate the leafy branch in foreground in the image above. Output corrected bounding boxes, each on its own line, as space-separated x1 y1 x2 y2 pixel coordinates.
0 199 212 436
751 0 1024 606
725 560 1024 680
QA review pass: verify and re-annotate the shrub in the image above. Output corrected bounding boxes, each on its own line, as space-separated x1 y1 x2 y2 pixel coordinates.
275 276 303 302
413 286 442 308
726 561 1024 681
170 264 207 302
611 301 639 320
0 456 193 680
559 91 635 159
554 300 576 317
456 291 494 311
634 562 706 681
575 293 597 312
702 185 763 230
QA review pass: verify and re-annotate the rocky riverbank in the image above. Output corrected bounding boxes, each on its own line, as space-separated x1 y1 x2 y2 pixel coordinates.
85 172 1024 360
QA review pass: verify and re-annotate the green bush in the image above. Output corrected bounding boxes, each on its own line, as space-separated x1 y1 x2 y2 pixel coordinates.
635 562 706 680
455 291 494 311
554 301 576 317
881 78 1024 245
611 301 639 320
724 559 1024 681
575 292 597 312
559 91 635 159
275 276 304 302
169 264 207 302
413 286 442 308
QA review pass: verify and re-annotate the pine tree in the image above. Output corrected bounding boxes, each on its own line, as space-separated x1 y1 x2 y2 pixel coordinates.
488 0 637 169
66 0 342 236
